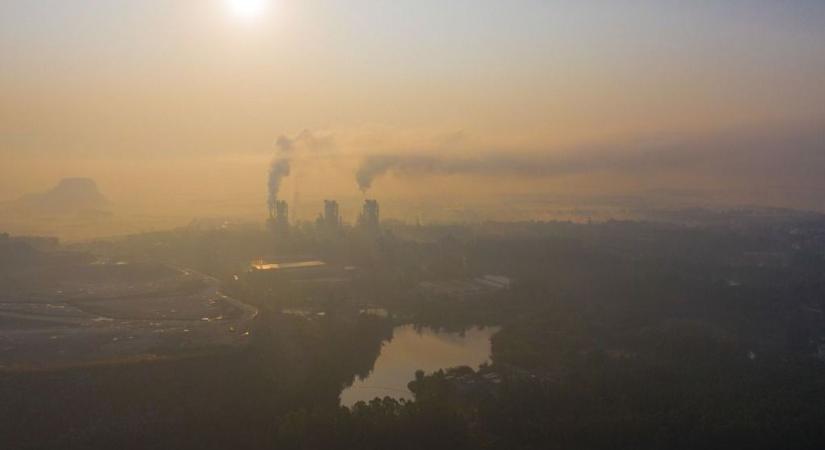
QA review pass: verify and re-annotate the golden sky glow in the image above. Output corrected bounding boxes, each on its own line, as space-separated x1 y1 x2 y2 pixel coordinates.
225 0 270 21
1 1 825 235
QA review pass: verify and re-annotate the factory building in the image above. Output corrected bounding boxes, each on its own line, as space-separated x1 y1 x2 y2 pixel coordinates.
248 258 359 306
268 200 289 236
358 199 380 233
324 200 340 227
318 200 341 232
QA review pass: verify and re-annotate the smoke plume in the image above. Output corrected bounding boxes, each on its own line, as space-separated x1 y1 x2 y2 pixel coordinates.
355 148 687 193
354 125 825 194
267 135 296 210
268 159 291 208
268 129 336 208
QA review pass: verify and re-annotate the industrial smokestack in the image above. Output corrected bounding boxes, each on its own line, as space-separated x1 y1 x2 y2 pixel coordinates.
358 199 380 234
268 159 290 218
323 200 341 229
268 200 290 236
275 200 289 222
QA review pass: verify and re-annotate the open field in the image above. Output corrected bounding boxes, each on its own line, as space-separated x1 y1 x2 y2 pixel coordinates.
0 260 257 370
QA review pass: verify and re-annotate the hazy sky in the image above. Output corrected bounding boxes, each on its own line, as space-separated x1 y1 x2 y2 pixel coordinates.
2 0 825 223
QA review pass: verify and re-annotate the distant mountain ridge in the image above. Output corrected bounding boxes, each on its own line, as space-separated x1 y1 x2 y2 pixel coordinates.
14 178 110 215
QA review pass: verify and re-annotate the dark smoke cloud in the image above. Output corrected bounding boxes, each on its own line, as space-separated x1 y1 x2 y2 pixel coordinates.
354 123 825 195
275 135 294 153
275 130 335 155
268 158 291 209
355 145 690 192
268 130 336 208
267 134 298 210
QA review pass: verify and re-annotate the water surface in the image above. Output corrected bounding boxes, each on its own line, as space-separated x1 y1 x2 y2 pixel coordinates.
340 324 499 406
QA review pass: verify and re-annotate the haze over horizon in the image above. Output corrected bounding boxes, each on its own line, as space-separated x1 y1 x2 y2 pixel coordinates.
2 0 825 231
6 4 825 449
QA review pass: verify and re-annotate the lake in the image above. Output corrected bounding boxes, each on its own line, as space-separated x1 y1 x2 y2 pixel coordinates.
340 324 499 406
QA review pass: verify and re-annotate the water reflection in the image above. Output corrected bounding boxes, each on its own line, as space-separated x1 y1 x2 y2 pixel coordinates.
340 324 499 406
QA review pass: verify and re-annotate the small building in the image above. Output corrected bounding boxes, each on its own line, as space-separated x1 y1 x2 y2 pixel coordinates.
248 259 357 295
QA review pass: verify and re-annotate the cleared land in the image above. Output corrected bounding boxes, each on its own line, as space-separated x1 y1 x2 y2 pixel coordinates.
0 261 257 370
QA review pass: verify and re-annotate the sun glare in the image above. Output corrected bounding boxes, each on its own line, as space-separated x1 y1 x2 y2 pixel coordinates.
225 0 268 21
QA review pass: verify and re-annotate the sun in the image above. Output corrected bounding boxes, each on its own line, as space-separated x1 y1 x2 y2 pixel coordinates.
225 0 269 21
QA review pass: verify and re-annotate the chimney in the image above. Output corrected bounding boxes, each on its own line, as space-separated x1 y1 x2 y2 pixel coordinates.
268 200 290 236
323 200 341 230
358 199 380 233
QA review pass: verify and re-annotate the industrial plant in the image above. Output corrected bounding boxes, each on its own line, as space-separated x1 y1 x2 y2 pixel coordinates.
265 197 382 238
267 199 289 236
358 199 380 234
